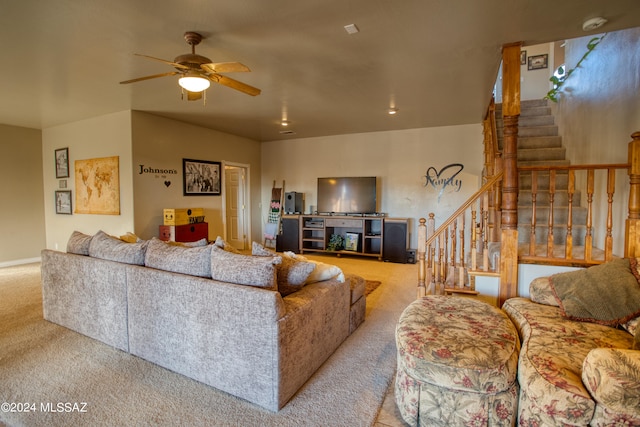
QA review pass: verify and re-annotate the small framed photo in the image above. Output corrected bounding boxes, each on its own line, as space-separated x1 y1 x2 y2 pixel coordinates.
528 54 548 70
59 179 67 189
55 190 72 215
520 50 527 65
55 147 69 178
344 232 361 252
183 158 221 196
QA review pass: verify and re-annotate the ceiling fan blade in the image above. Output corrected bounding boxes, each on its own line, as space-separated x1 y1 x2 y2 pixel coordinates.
134 53 190 70
210 74 261 96
119 71 180 84
201 62 250 73
186 91 203 101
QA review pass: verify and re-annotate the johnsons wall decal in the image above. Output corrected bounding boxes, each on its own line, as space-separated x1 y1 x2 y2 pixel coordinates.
138 164 179 188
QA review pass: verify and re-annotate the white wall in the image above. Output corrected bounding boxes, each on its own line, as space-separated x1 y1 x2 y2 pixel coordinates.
42 111 134 250
261 124 484 249
555 28 640 256
0 124 45 265
495 42 554 102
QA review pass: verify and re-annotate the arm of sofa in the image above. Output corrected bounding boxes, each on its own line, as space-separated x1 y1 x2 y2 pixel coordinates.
582 348 640 417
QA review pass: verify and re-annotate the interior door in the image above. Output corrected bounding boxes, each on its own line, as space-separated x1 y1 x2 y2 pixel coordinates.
225 166 247 250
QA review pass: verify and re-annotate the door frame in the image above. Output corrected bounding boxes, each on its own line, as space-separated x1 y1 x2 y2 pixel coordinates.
221 161 251 249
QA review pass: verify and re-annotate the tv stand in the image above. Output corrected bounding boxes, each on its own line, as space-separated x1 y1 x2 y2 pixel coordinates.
298 214 383 259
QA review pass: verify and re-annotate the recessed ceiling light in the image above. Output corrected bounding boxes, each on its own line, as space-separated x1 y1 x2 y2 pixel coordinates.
281 120 289 127
344 24 359 35
388 108 398 115
279 130 296 135
582 17 607 31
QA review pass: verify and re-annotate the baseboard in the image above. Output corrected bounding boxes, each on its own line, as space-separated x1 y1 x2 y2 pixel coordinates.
0 257 42 269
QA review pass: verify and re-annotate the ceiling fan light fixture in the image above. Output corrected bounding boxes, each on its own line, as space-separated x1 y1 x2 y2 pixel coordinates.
178 73 211 92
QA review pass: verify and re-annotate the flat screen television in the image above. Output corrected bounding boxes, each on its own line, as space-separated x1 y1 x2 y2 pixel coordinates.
316 176 377 214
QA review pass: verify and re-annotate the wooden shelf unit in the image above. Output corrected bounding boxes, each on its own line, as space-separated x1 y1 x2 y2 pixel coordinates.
299 215 383 259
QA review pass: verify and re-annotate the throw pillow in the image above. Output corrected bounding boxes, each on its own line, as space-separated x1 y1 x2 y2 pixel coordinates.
550 258 640 326
285 252 345 284
214 236 240 253
252 242 316 296
66 231 93 255
529 276 560 307
145 237 212 278
210 246 280 290
88 230 148 265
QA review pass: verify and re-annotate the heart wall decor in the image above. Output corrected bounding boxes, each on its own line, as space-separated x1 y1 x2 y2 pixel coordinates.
423 163 464 202
164 181 171 187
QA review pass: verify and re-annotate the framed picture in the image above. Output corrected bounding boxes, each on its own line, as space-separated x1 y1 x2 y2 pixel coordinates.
55 190 72 215
55 147 69 178
183 158 221 196
520 50 527 65
344 232 361 252
528 54 548 70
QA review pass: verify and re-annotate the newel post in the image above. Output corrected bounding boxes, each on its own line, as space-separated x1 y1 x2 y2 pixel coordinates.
625 131 640 257
498 43 521 307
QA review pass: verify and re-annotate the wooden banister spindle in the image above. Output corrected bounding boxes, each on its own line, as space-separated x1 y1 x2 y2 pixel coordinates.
458 215 465 285
546 170 556 256
449 224 456 286
529 171 538 256
471 205 478 270
565 170 575 259
482 193 489 271
605 169 615 261
417 217 427 298
585 170 595 261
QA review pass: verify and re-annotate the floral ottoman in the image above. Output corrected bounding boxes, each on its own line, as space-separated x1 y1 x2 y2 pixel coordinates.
395 295 520 427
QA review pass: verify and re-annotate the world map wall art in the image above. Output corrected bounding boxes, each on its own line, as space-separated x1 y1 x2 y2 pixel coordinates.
74 156 120 215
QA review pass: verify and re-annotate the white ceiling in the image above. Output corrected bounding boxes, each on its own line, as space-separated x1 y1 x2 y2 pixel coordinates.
1 1 639 141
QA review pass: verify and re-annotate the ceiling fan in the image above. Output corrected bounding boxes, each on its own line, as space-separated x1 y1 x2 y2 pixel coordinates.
120 31 261 101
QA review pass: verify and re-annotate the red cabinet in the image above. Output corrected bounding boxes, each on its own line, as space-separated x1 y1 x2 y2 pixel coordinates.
159 222 209 243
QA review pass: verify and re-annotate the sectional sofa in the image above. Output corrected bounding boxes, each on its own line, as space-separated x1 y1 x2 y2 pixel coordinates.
41 231 366 412
503 258 640 425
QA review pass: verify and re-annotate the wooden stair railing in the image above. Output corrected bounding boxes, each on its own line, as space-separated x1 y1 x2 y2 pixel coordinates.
518 163 630 267
417 172 503 299
417 131 640 301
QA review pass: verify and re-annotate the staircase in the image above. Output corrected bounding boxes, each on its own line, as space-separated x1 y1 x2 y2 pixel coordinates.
496 99 590 256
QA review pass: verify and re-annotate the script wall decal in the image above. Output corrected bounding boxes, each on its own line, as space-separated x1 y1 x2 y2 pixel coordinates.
424 163 464 202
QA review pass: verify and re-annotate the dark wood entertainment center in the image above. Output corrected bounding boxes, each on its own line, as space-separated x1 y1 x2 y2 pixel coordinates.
278 214 410 262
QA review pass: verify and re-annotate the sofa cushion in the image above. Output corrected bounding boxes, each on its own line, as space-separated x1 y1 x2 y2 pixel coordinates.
144 238 212 278
88 230 148 265
550 258 640 326
252 242 316 296
66 230 92 255
284 252 345 284
210 246 280 290
503 297 635 426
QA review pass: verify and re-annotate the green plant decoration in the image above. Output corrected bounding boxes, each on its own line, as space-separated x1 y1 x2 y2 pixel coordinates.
544 34 607 102
327 234 344 251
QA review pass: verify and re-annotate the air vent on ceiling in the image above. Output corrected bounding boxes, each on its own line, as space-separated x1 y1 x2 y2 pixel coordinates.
279 130 296 135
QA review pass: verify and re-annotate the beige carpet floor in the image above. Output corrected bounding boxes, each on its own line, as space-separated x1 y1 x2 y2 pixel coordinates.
0 255 417 427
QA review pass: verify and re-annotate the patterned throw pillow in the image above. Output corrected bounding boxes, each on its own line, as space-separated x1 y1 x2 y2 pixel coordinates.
210 246 280 290
88 230 148 265
528 276 560 307
66 231 93 255
144 238 212 278
214 236 240 253
251 242 316 296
